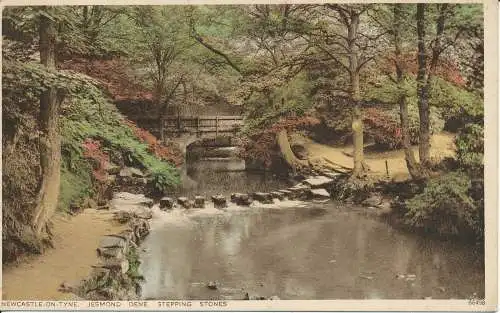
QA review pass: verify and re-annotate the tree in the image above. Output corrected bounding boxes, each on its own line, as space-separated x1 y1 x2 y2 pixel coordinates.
130 6 194 139
306 4 382 177
416 3 456 166
392 4 422 179
32 7 65 236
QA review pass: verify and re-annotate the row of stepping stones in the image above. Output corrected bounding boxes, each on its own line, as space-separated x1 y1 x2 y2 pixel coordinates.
159 175 337 211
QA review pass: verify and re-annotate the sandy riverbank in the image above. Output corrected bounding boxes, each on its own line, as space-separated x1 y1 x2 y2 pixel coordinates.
306 132 455 181
2 209 126 300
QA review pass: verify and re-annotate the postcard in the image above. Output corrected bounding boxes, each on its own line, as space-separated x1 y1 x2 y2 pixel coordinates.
1 0 497 311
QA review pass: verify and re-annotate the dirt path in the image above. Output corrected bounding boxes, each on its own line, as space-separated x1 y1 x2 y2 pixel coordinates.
306 132 456 181
2 209 126 300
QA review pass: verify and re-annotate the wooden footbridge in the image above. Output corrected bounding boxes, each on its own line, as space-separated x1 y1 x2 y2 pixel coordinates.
136 115 244 140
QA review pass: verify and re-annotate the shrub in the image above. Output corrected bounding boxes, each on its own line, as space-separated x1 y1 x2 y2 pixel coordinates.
82 138 110 182
404 171 483 239
58 164 93 212
364 105 444 149
429 77 483 129
455 123 484 176
123 119 183 167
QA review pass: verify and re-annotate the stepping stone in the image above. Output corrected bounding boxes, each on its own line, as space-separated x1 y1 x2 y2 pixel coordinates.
211 194 227 209
287 184 310 200
308 188 330 201
177 197 191 209
278 189 294 200
159 197 175 210
230 193 251 206
252 192 273 204
194 196 205 208
270 191 285 200
303 176 334 188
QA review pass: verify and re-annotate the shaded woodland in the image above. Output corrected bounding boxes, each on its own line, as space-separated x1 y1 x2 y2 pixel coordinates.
2 4 484 262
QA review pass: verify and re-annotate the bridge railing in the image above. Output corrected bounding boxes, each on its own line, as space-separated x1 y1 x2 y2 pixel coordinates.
135 115 244 139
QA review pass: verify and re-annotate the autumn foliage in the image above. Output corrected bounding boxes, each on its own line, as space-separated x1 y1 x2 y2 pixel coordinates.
59 58 153 101
379 52 466 87
363 108 403 149
82 138 110 182
123 119 184 166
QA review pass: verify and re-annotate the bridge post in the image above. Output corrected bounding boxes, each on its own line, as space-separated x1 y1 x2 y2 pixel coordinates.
215 116 219 138
196 116 200 135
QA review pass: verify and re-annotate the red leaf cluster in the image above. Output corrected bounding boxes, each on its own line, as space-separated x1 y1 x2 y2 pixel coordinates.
363 108 403 149
379 52 466 87
59 58 153 101
82 138 110 182
123 119 184 167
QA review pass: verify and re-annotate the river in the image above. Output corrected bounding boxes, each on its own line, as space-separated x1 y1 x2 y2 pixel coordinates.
138 159 484 300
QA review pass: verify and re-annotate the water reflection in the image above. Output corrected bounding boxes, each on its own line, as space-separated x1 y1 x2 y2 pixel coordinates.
177 159 289 197
139 205 484 300
141 158 483 300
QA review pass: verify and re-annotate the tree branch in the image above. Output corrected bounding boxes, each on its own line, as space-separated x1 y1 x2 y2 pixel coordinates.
191 28 242 74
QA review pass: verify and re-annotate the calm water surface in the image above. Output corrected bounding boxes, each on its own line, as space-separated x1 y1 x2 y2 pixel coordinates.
139 159 484 300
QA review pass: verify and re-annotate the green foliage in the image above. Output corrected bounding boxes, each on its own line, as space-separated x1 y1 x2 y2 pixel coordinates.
429 77 483 124
365 75 482 132
404 171 482 238
58 163 93 212
385 104 445 144
243 73 314 133
455 123 484 176
126 245 143 280
3 59 180 204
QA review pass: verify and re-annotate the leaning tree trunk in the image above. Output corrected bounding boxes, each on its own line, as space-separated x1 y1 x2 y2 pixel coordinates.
276 129 309 173
32 10 63 236
394 4 422 180
416 3 431 166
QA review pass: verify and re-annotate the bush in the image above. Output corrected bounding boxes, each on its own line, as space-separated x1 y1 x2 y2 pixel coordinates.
429 77 483 129
404 171 483 239
455 123 484 176
58 161 93 212
364 105 444 149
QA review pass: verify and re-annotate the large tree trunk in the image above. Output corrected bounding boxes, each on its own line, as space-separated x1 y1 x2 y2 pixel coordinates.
416 3 431 166
398 96 422 179
32 10 62 236
348 11 367 178
276 130 309 173
394 5 421 179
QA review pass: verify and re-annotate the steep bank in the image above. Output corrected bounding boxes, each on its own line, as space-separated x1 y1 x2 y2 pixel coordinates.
2 59 181 263
2 210 126 300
